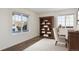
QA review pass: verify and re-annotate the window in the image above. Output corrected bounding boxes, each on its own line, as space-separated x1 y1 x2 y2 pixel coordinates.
58 16 65 27
57 14 74 28
12 12 29 33
77 10 79 24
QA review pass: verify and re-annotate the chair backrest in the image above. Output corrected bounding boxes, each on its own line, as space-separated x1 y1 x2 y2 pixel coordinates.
58 28 68 39
53 28 59 41
75 25 79 31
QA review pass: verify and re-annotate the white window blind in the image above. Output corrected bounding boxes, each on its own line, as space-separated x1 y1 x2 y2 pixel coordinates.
57 14 74 28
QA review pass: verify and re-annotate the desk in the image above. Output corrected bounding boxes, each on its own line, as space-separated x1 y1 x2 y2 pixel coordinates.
68 31 79 51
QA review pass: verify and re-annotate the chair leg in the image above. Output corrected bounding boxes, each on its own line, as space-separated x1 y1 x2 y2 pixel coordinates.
55 41 58 46
65 39 68 48
65 43 67 48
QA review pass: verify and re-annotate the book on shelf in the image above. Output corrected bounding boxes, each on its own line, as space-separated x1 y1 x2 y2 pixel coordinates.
43 34 48 37
42 31 45 33
47 32 51 34
46 22 50 25
43 25 48 28
41 28 45 30
42 22 45 25
47 28 50 30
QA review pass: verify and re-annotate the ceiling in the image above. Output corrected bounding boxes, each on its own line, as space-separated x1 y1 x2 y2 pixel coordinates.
29 8 69 14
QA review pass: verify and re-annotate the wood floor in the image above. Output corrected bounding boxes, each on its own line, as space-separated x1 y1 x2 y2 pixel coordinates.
2 36 41 51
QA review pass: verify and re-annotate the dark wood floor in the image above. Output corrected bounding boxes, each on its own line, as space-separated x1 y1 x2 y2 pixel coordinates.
2 36 41 51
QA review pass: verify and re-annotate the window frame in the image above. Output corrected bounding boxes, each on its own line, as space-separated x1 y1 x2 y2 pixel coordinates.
12 12 29 33
57 14 74 28
77 9 79 25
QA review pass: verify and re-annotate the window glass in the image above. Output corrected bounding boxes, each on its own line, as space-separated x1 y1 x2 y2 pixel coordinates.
58 16 65 27
12 12 28 33
57 15 74 28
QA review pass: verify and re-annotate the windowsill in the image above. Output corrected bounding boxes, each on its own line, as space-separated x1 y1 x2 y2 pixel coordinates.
12 30 29 35
62 26 73 28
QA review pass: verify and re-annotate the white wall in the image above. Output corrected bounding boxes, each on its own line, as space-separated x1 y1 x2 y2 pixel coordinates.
39 8 77 28
0 8 39 50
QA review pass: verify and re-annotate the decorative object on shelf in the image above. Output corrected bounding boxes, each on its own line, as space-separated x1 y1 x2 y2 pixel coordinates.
41 28 45 30
42 22 45 25
43 34 48 37
47 28 50 31
47 32 51 34
42 31 45 33
46 22 50 25
43 25 48 28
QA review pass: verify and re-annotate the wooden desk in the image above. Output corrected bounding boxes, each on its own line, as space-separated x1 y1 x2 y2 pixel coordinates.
68 31 79 51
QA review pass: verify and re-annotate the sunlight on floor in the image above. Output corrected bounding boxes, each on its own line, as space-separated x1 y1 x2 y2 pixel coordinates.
24 38 68 51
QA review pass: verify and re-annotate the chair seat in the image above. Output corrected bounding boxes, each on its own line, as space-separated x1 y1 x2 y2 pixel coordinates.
58 38 66 42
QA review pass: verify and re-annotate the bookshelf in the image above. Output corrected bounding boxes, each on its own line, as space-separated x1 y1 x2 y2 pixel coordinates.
40 16 54 39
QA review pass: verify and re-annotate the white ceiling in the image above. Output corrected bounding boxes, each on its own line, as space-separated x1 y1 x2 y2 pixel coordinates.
29 8 69 14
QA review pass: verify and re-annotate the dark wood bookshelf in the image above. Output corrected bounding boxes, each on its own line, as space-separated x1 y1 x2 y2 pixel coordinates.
40 16 54 39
